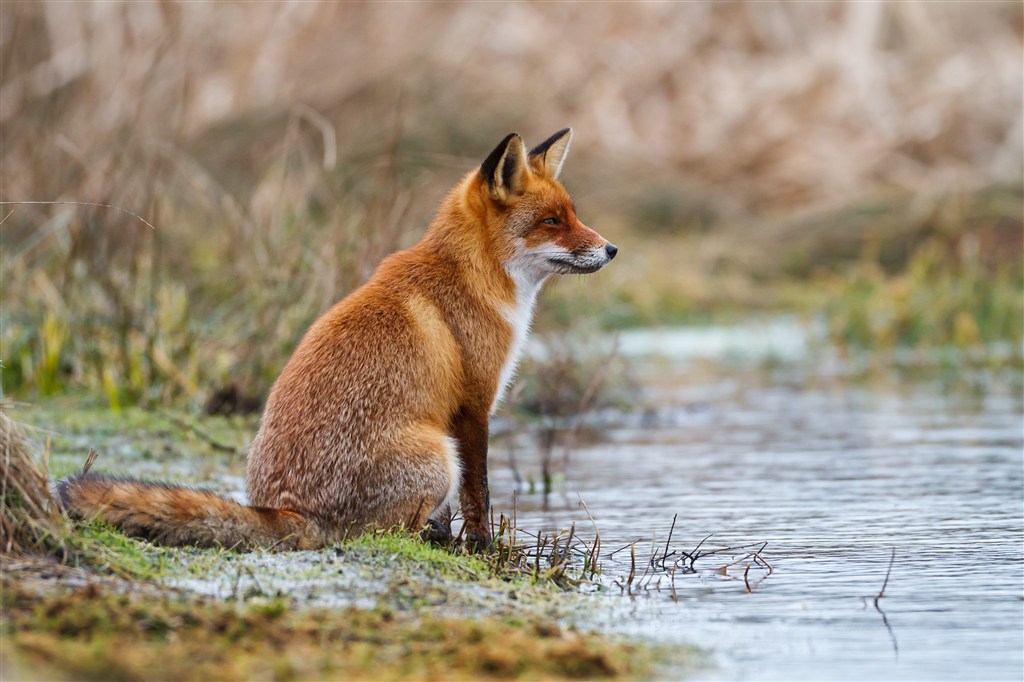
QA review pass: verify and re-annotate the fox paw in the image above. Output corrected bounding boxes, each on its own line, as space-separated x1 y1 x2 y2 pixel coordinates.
421 518 453 545
463 527 493 554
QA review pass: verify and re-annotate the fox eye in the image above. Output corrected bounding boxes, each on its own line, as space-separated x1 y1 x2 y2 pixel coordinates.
541 217 561 226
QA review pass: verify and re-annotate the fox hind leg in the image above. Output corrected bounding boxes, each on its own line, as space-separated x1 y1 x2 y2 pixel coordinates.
380 429 460 539
422 434 460 543
422 503 455 544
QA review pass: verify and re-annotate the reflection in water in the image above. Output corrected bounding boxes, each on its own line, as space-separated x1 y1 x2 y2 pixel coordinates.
492 325 1023 681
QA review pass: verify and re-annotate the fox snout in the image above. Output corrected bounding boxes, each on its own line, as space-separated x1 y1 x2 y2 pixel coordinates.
546 240 618 275
539 213 618 276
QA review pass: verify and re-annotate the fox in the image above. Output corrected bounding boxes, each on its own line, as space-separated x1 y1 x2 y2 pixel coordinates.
58 128 617 552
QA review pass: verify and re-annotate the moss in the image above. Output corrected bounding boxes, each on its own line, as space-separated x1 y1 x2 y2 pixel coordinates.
341 529 493 582
70 520 176 580
2 578 658 681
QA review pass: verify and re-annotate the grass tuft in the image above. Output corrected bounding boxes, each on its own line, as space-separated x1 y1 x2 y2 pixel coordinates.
0 409 66 556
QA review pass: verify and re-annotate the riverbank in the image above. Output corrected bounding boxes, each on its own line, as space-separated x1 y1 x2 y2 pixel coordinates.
0 404 687 681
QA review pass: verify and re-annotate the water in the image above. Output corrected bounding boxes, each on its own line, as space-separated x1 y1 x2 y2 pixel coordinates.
492 323 1024 680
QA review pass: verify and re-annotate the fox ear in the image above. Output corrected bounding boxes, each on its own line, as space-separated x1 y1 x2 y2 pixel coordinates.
528 128 573 179
480 133 529 203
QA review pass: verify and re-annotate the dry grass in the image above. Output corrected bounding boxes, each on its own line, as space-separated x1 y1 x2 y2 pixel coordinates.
2 2 1021 404
0 408 68 557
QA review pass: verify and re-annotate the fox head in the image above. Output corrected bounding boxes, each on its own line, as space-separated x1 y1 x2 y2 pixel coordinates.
472 129 617 287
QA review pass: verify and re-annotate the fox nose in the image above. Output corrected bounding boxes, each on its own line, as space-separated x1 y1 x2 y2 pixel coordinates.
605 243 618 260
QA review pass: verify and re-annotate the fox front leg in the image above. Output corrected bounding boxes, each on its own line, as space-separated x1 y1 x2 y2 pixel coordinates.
453 407 492 552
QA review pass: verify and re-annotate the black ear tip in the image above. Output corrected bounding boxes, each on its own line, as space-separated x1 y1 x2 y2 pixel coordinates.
480 133 522 186
529 128 572 158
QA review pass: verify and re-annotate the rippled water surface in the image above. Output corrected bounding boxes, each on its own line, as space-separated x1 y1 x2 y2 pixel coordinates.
493 326 1024 680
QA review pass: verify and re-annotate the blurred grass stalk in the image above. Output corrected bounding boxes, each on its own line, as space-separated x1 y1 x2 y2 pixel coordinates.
1 1 1021 407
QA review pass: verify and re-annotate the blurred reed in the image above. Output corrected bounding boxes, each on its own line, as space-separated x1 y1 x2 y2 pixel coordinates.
1 2 1020 405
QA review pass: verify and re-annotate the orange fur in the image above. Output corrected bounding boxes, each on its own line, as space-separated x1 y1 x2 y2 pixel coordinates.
59 129 617 551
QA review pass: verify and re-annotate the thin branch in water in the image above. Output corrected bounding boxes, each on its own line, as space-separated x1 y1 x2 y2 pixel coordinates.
607 540 644 559
664 513 677 557
626 542 637 592
636 532 658 590
652 513 678 569
511 490 518 552
872 548 899 657
750 546 773 576
685 533 715 570
577 495 602 580
874 547 895 608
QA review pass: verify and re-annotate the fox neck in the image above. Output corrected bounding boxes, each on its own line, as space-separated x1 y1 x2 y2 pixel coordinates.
493 260 547 412
422 178 550 413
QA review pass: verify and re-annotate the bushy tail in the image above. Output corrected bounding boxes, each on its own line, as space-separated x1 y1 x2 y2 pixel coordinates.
57 474 321 551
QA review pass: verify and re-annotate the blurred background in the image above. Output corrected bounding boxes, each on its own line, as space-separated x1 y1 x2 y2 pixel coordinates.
2 1 1021 408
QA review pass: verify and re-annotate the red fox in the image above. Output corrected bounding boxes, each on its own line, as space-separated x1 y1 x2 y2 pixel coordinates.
59 129 617 551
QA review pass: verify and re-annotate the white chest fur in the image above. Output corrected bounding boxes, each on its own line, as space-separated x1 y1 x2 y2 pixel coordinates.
491 273 544 414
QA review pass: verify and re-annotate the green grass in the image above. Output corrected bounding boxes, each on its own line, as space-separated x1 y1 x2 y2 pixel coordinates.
343 529 494 582
69 520 178 580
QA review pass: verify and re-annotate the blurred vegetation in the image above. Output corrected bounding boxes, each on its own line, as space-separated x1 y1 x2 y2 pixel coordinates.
821 211 1022 352
2 2 1021 408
